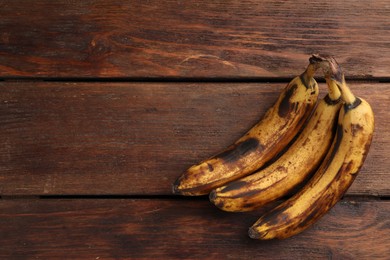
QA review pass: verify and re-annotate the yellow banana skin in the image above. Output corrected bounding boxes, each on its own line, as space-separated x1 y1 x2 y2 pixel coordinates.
172 62 320 196
210 78 342 212
249 63 375 240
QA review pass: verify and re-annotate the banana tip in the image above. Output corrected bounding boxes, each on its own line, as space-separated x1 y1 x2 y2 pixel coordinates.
248 227 273 240
171 179 181 195
209 190 217 202
248 227 261 239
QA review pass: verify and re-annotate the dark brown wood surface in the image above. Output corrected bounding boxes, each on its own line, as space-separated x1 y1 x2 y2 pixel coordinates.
0 81 388 196
0 199 389 259
1 1 389 259
0 0 389 78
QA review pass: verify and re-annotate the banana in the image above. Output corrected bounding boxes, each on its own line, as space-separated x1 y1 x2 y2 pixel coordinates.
172 59 320 196
210 66 342 212
248 57 375 240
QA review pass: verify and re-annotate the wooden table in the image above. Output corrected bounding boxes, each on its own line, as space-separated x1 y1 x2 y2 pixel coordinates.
1 1 389 259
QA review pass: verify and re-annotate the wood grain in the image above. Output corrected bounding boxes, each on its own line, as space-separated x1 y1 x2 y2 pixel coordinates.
0 0 389 78
0 198 388 259
0 81 388 196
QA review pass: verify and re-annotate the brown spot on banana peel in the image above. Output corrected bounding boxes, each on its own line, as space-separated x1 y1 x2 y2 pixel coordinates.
235 177 287 201
217 138 261 164
207 163 214 172
351 124 364 137
217 168 273 196
295 197 334 231
278 84 298 118
219 180 248 193
215 171 287 204
351 133 373 175
299 73 313 89
255 203 293 228
276 165 287 172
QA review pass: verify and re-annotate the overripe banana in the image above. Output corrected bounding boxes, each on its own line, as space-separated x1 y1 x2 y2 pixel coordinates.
210 63 342 212
172 58 320 196
249 57 374 240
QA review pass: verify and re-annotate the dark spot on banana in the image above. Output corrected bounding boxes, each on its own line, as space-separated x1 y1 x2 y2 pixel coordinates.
352 136 373 174
278 84 298 118
299 74 312 89
216 138 261 163
230 189 261 199
220 180 247 193
215 201 225 209
258 206 290 227
344 161 354 173
210 200 226 209
296 204 325 229
312 120 320 131
277 212 290 224
242 202 255 209
333 165 344 183
210 192 225 208
207 163 214 172
351 124 364 137
229 177 286 199
276 165 287 172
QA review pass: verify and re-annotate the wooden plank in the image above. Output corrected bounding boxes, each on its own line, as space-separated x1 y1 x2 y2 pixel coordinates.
0 0 389 78
0 198 388 259
0 81 388 196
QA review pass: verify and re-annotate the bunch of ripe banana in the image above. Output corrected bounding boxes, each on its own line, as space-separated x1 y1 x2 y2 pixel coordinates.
172 55 374 240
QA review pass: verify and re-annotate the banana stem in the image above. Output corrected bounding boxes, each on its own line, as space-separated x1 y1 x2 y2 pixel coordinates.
337 78 356 105
300 61 318 88
326 58 356 105
305 62 317 79
325 77 341 101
